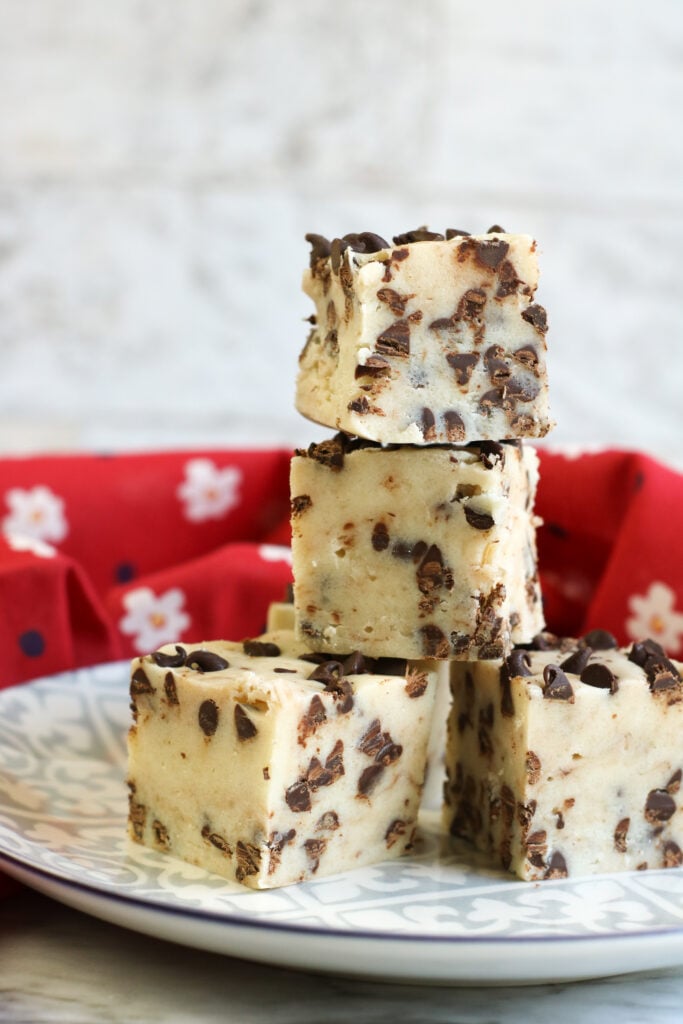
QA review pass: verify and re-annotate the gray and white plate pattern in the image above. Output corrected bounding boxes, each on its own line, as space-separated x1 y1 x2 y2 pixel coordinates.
2 663 683 985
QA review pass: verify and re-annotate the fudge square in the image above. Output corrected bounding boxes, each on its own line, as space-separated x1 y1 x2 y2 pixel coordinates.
127 631 437 889
444 633 683 880
296 227 552 446
290 434 544 661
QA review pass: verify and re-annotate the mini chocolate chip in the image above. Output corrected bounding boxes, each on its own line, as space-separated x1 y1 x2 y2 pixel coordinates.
242 639 281 658
560 647 592 675
372 521 390 551
375 319 410 357
645 789 676 824
487 224 506 233
152 645 187 668
354 354 392 378
385 819 408 848
521 304 548 333
308 661 344 686
323 678 354 714
234 703 258 741
446 352 479 385
542 664 574 702
420 624 450 658
471 238 510 270
298 695 327 743
475 441 506 469
163 672 179 705
663 841 683 868
405 670 428 698
130 668 154 696
348 396 370 414
416 544 445 594
376 287 409 315
614 817 630 852
544 851 568 879
444 410 466 442
580 662 619 693
667 769 682 794
513 345 539 370
464 505 495 530
342 651 374 675
579 629 617 651
445 228 471 238
357 763 384 796
629 638 666 668
198 699 219 736
505 649 532 678
420 407 436 441
392 227 444 244
305 233 332 266
186 649 229 673
285 778 311 812
235 840 262 881
291 494 312 516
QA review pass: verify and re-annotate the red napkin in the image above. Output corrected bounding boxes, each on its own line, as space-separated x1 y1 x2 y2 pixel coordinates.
0 446 682 691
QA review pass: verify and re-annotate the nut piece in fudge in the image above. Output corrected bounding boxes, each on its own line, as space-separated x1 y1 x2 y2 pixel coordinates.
296 227 553 445
444 632 683 880
127 631 437 889
290 434 543 661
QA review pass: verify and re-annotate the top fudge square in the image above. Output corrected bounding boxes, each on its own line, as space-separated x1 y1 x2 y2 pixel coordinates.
296 228 552 445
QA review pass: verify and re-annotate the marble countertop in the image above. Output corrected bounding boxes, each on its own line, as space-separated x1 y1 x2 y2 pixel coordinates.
2 889 683 1023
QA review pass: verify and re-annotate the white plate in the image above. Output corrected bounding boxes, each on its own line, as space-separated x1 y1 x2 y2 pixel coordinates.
2 664 683 986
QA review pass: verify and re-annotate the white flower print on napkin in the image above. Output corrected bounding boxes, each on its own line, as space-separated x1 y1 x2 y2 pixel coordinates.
119 587 191 654
626 582 683 654
2 485 68 543
258 544 292 565
177 458 242 523
3 532 58 558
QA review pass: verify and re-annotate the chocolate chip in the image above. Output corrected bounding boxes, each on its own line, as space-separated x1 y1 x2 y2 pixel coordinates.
420 623 450 658
513 345 539 371
324 677 354 714
267 828 296 875
645 789 676 824
354 355 392 378
297 695 327 744
420 407 436 441
201 826 231 856
487 224 506 234
385 819 407 848
392 538 428 563
471 238 510 270
484 345 512 386
152 645 187 668
560 647 592 675
526 829 548 868
303 837 327 873
128 796 147 840
392 227 444 244
305 233 332 267
445 228 471 238
152 819 170 850
580 662 619 694
198 699 219 736
444 410 466 442
405 670 428 698
614 817 630 852
479 387 505 411
544 851 568 879
543 664 574 702
186 650 229 673
308 661 344 686
234 703 258 741
330 237 349 274
235 840 261 882
285 780 311 813
464 505 495 531
376 287 409 316
242 639 281 658
521 304 548 333
628 638 665 668
130 668 154 696
506 649 532 678
667 769 682 794
375 319 410 357
348 396 370 414
475 441 506 469
342 651 374 675
291 494 312 516
496 260 521 298
357 763 384 796
163 671 179 705
581 629 618 651
663 841 683 868
416 544 445 595
315 811 339 832
308 739 345 791
446 352 480 386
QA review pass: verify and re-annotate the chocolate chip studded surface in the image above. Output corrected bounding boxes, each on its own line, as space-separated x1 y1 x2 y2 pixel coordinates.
297 229 553 445
127 627 437 890
291 437 543 660
445 636 683 881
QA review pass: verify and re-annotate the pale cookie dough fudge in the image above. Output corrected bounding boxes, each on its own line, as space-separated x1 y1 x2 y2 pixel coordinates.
127 631 437 889
296 227 552 445
290 434 543 661
444 632 683 880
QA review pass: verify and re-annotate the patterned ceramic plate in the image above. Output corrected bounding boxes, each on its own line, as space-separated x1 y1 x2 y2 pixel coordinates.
2 663 683 986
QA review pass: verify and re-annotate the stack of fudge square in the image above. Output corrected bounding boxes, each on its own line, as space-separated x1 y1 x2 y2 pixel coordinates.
128 227 683 889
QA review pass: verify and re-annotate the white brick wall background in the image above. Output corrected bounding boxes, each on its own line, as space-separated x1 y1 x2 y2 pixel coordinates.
0 0 681 463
